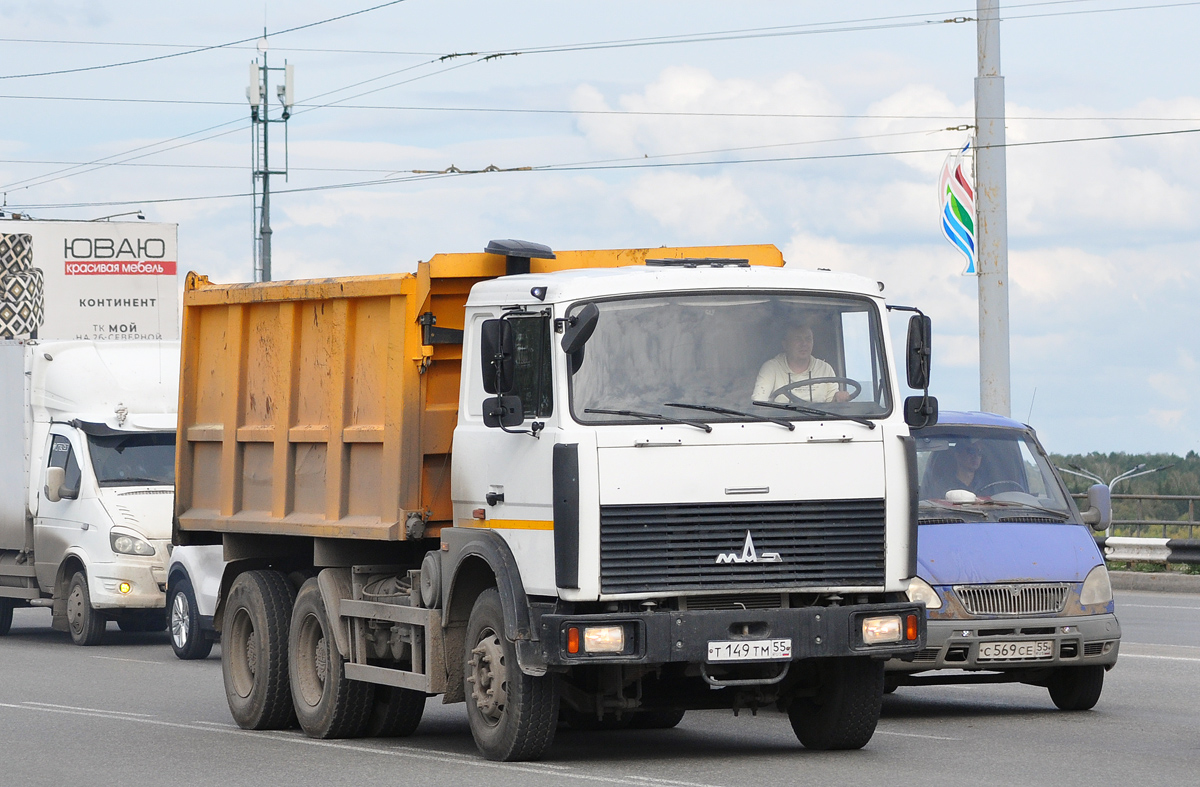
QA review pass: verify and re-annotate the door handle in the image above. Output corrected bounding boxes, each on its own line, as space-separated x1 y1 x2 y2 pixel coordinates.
485 491 505 506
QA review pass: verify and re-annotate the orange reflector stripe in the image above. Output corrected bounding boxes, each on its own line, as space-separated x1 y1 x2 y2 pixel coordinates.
906 614 919 641
567 627 580 654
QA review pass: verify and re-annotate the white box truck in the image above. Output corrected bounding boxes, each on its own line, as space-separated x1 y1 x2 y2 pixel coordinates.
0 339 179 644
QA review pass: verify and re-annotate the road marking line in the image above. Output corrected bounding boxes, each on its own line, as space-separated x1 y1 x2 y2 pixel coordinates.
22 701 155 717
874 730 962 741
1118 653 1200 663
0 702 728 787
89 655 167 665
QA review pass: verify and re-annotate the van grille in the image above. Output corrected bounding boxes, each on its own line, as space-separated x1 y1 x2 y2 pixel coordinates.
599 499 886 594
954 583 1071 616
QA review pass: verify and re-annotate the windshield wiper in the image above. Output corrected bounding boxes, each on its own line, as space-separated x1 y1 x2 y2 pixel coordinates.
977 499 1071 520
751 400 876 429
583 408 713 433
665 402 794 431
103 477 171 485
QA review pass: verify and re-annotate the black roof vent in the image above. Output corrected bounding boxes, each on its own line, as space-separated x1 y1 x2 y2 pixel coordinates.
644 258 750 268
485 239 556 276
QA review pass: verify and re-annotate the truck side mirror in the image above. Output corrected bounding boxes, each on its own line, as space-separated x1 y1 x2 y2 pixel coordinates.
561 303 599 355
1080 483 1112 532
45 466 65 503
906 314 932 390
483 395 525 428
480 319 516 394
904 395 938 428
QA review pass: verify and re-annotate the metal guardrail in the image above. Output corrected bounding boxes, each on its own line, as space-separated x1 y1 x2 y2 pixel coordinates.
1095 536 1200 566
1071 493 1198 540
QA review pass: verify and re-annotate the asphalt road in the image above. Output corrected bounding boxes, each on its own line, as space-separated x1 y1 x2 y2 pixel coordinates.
2 590 1197 787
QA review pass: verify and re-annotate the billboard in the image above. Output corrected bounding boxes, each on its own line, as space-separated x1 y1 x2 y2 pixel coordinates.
0 219 178 341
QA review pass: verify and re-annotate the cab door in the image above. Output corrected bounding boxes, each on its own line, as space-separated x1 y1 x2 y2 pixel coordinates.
452 309 559 595
33 429 87 590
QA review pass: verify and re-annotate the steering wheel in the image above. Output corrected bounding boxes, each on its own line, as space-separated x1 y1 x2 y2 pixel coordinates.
770 376 861 405
977 479 1023 495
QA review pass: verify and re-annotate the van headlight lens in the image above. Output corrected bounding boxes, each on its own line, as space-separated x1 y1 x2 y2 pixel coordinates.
1080 565 1113 605
110 532 156 556
906 577 943 610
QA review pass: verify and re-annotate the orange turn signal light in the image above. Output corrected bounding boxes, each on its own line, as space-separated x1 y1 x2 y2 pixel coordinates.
567 626 580 654
906 614 919 641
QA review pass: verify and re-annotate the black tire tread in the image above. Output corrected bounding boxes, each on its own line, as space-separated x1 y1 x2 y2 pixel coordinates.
788 658 883 750
366 686 426 738
223 569 296 730
1048 665 1104 711
68 572 106 646
0 598 14 636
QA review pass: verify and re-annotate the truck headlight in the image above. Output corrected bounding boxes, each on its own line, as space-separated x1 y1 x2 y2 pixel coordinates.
1080 565 1113 605
110 532 156 556
862 615 903 644
583 626 625 653
906 577 943 610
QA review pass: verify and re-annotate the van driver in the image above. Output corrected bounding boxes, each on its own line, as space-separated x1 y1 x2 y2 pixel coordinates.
753 323 852 404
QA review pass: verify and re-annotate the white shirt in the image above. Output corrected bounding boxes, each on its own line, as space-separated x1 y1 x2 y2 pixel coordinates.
753 353 839 403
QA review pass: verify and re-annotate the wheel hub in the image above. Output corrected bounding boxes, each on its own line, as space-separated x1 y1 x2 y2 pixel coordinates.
170 593 190 649
467 631 507 724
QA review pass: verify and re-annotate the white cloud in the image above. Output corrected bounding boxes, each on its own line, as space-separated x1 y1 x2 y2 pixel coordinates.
626 172 763 236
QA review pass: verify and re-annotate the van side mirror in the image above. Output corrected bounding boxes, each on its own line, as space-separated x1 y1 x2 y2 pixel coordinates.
1080 483 1112 532
904 395 938 428
906 314 932 390
45 466 65 502
483 395 525 428
480 319 516 394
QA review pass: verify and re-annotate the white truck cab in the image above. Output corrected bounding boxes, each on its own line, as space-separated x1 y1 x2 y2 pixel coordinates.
0 339 179 644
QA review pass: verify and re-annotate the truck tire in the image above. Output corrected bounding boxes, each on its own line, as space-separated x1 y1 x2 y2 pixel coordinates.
464 587 558 761
1047 665 1104 711
169 577 213 660
366 686 426 738
628 709 686 729
788 657 883 750
0 598 14 636
66 571 106 646
288 578 373 739
223 569 296 730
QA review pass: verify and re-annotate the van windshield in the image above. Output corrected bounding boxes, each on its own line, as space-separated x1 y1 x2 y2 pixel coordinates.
914 425 1073 520
87 432 176 487
567 292 891 424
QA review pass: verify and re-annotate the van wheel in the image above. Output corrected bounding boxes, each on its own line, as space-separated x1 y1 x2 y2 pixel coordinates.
66 572 106 646
0 599 14 636
223 570 296 730
1048 665 1104 711
289 578 373 738
788 657 883 750
367 686 426 737
464 588 558 761
169 577 213 660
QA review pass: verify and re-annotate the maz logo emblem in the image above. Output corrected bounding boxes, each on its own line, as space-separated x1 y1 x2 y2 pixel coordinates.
716 531 782 564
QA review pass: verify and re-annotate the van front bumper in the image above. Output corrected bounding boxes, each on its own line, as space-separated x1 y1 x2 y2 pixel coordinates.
886 613 1121 673
88 554 168 609
536 602 926 666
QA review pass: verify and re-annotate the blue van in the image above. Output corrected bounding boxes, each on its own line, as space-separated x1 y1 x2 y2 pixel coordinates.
887 411 1121 710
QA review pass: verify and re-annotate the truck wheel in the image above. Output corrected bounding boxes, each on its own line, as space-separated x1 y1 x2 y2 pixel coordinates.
169 577 213 660
289 578 373 739
66 572 106 646
788 657 884 750
464 587 558 761
0 599 14 636
223 569 296 730
628 709 686 729
1047 665 1104 711
366 686 426 737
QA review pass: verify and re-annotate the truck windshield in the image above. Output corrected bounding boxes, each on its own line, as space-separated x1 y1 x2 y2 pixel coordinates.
568 292 891 424
87 432 176 487
914 426 1073 519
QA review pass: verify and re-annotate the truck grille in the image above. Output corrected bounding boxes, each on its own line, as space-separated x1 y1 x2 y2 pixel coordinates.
599 499 886 594
954 583 1071 616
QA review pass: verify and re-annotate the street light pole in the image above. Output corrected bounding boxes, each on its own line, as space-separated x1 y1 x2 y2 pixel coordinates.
975 0 1011 416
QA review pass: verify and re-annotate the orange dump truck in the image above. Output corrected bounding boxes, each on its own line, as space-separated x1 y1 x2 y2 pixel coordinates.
175 239 934 761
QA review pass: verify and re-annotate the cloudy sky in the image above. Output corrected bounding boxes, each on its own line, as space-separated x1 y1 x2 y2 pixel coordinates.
2 1 1198 455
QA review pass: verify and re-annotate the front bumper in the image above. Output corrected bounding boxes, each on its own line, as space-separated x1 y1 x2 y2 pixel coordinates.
537 602 925 666
886 612 1121 673
88 555 168 609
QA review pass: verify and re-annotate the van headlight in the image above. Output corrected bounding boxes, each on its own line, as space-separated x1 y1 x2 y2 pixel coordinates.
110 532 156 556
1080 565 1113 605
906 576 942 610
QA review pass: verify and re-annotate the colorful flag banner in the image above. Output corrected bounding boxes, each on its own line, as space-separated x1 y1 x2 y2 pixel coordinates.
939 139 976 275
